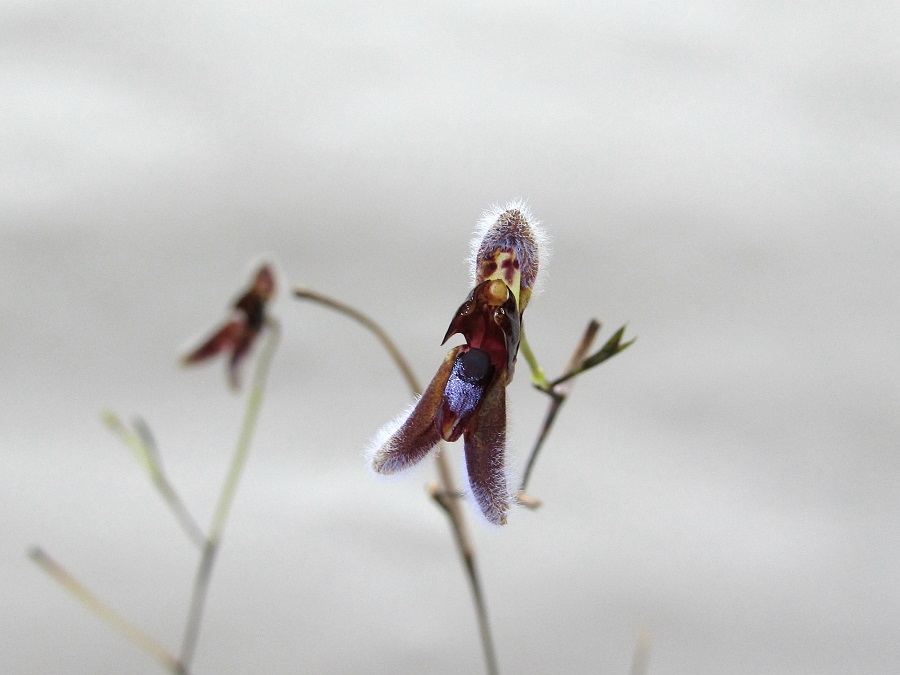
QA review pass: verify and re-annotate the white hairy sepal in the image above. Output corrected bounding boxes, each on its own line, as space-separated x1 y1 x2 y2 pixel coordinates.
464 447 516 527
365 399 444 476
365 403 413 474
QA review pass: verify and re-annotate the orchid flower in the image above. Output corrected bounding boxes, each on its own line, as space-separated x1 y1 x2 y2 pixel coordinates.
370 202 546 525
182 264 275 390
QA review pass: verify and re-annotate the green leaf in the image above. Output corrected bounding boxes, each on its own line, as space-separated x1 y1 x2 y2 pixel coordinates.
580 324 635 369
550 324 634 387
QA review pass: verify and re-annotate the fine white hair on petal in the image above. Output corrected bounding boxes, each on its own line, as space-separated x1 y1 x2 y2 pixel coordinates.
467 199 551 295
464 453 515 526
461 419 516 525
363 402 416 474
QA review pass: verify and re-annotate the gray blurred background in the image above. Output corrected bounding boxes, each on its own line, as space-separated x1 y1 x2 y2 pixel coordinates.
3 2 898 673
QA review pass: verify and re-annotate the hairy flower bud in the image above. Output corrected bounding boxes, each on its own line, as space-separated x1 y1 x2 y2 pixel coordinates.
469 201 548 312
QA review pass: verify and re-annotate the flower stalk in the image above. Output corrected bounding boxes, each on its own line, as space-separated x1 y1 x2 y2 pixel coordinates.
519 320 635 501
179 317 280 669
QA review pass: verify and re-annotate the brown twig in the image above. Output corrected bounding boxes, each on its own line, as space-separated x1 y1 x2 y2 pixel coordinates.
517 320 601 500
294 287 499 675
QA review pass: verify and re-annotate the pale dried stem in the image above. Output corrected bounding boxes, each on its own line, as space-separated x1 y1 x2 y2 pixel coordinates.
147 457 208 550
104 413 207 549
29 547 186 674
629 628 652 675
179 318 281 669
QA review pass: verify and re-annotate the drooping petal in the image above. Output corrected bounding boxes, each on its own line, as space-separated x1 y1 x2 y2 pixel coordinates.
463 371 510 525
371 347 459 474
182 319 244 366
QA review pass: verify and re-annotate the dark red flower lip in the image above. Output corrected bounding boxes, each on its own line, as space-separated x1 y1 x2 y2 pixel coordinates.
370 278 521 525
442 279 520 380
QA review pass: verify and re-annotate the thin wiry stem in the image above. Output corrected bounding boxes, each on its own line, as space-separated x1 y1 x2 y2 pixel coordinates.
103 413 207 550
293 288 420 391
294 287 499 675
148 461 208 551
178 318 281 670
518 320 600 498
29 547 186 675
427 459 498 675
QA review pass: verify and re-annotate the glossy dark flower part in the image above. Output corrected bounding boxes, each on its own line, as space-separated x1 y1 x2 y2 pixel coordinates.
182 265 275 390
371 279 520 525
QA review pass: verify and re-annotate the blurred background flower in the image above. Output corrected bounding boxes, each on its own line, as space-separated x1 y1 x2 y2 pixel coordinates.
182 264 275 390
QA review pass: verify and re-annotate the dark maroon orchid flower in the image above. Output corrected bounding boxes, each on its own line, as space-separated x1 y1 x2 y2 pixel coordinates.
371 279 520 524
370 201 547 525
182 265 275 390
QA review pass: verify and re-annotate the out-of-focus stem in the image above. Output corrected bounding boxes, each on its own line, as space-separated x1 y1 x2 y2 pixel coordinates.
207 319 280 544
149 468 208 550
629 627 652 675
294 287 499 675
179 318 280 670
103 413 207 550
29 547 186 675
